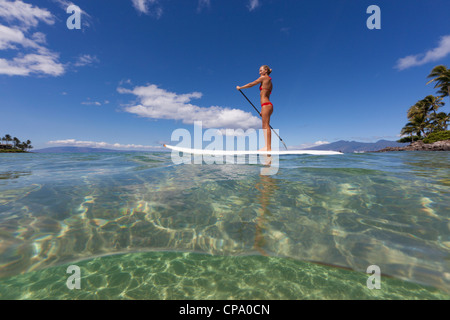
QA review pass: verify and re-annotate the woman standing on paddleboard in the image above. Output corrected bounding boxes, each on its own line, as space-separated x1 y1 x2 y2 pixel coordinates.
237 65 273 151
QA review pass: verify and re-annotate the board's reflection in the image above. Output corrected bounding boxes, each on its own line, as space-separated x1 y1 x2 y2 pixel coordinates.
253 155 279 256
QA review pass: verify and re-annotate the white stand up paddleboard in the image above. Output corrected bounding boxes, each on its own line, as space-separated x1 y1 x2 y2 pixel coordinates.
164 145 343 155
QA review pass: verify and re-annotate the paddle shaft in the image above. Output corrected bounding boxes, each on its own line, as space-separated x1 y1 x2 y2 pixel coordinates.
239 89 288 150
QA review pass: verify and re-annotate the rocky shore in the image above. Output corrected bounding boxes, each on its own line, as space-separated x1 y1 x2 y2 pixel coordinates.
374 140 450 152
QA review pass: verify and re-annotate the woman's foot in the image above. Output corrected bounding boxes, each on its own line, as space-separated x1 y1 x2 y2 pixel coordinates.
261 155 272 166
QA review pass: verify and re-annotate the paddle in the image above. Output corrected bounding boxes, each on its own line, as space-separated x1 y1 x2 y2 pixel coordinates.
239 89 288 150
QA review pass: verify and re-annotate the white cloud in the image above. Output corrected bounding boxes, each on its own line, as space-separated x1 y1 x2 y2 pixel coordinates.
131 0 147 13
31 31 46 44
131 0 211 17
131 0 163 18
0 52 64 76
74 54 99 67
248 0 260 11
395 35 450 70
119 78 133 86
47 139 165 151
118 84 261 130
81 101 102 106
0 1 65 76
81 97 107 106
0 21 53 52
291 141 330 150
197 0 211 12
0 0 54 30
0 24 26 50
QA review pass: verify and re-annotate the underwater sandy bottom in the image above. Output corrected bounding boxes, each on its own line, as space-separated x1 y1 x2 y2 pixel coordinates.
0 151 449 299
0 251 448 300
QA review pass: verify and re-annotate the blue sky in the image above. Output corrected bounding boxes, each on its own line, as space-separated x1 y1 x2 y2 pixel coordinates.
1 0 449 150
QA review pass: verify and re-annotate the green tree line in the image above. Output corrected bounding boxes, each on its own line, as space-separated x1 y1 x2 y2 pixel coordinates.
399 65 450 143
0 134 33 152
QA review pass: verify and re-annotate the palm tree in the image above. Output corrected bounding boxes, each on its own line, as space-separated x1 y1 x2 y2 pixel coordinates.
13 137 20 149
26 140 32 152
5 134 12 147
422 95 444 117
427 65 450 103
405 114 428 138
400 122 417 142
431 112 450 131
422 95 445 133
406 100 431 135
407 100 426 120
0 136 34 151
406 95 445 136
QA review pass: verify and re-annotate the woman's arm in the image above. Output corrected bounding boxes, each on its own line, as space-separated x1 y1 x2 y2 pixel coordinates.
237 77 263 90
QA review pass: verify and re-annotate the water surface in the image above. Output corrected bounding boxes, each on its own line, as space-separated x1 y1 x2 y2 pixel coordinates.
0 151 449 299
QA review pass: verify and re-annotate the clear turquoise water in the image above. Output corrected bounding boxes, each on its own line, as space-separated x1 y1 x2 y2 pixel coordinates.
0 151 449 299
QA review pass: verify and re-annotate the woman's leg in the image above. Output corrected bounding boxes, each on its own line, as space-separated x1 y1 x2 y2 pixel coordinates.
260 104 273 151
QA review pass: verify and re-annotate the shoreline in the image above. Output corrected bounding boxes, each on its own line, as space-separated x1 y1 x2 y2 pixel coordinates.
0 149 29 153
373 140 450 152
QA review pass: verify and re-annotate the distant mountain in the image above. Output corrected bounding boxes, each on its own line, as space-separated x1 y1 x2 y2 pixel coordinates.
33 147 138 153
303 140 409 153
34 141 409 154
